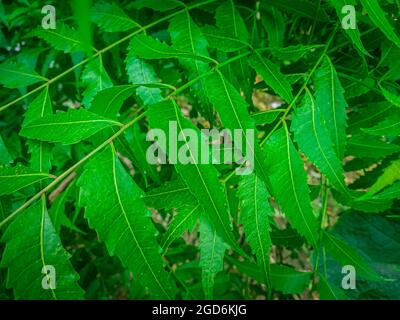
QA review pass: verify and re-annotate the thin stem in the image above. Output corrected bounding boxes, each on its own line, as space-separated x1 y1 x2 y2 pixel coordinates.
0 0 217 114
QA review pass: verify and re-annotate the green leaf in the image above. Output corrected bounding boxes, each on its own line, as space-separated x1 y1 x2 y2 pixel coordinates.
202 26 248 52
144 179 194 211
313 56 348 158
366 159 400 196
130 0 184 12
251 110 281 125
269 45 323 62
0 200 84 299
322 231 382 281
326 212 400 299
0 164 51 196
48 181 76 234
0 61 46 88
90 85 136 119
318 274 347 300
125 54 163 106
333 189 393 213
348 101 393 133
31 23 83 53
169 11 212 114
27 141 53 174
0 135 12 165
20 108 121 145
77 145 177 299
22 87 53 173
362 112 400 136
375 181 400 200
81 58 113 107
291 89 347 194
128 34 212 62
199 219 227 300
23 87 52 127
229 258 311 294
261 6 285 48
264 0 330 22
379 83 400 108
346 134 400 159
120 123 161 185
213 1 252 102
270 264 311 295
215 0 249 42
329 0 369 56
161 204 200 251
249 51 293 103
92 2 139 32
265 127 318 247
360 0 400 48
238 174 272 285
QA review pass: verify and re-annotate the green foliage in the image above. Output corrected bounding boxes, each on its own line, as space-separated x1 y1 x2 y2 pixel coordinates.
0 0 399 300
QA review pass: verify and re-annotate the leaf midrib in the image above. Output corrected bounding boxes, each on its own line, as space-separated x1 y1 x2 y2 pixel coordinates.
110 147 172 299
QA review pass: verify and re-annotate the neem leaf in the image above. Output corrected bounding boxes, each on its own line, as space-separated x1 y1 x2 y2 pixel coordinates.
144 179 194 211
161 204 200 251
360 0 400 49
291 90 347 194
130 0 184 12
367 159 400 196
30 23 83 53
78 145 177 299
346 134 400 159
128 34 211 62
329 0 369 56
322 231 382 281
362 112 400 136
202 25 248 52
0 61 46 89
249 51 293 103
215 0 249 42
22 87 54 173
20 108 121 145
90 85 136 119
264 0 330 22
238 174 272 285
313 56 348 158
0 200 84 299
0 164 51 196
92 2 139 32
318 274 347 300
265 127 318 247
81 58 113 107
125 55 163 106
199 219 227 299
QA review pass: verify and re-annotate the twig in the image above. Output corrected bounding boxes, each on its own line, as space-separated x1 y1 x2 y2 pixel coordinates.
48 172 77 203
